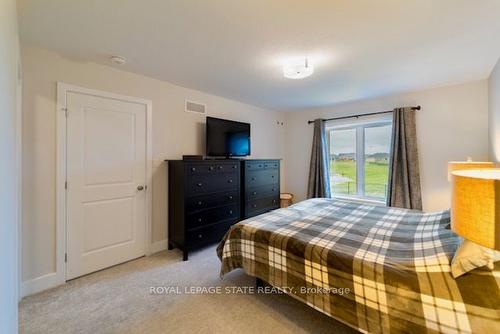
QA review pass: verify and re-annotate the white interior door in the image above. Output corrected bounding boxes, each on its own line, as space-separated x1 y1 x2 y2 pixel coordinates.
66 90 147 280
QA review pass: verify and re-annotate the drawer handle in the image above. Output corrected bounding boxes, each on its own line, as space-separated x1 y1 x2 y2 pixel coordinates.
228 179 233 183
197 218 202 223
252 191 257 195
271 175 275 178
191 167 196 172
197 201 202 206
228 195 233 200
218 166 223 170
258 165 262 168
197 182 203 187
274 164 278 167
232 165 237 169
252 204 257 208
229 210 233 215
198 234 203 239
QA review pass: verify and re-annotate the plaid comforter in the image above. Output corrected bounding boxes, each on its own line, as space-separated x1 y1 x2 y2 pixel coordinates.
217 198 500 334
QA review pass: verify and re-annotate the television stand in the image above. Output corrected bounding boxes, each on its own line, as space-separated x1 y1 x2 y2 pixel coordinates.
204 156 244 160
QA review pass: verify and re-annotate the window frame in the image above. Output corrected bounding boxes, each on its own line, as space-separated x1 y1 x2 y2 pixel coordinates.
326 115 392 204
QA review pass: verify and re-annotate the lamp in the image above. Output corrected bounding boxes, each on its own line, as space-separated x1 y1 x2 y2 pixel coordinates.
451 169 500 250
283 58 314 79
447 160 493 181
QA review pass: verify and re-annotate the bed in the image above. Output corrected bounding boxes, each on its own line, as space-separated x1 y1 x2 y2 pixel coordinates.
217 198 500 334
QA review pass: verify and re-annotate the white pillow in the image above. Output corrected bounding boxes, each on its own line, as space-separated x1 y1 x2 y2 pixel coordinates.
451 238 500 278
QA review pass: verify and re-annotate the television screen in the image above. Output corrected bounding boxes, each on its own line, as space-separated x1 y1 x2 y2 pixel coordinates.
206 117 250 157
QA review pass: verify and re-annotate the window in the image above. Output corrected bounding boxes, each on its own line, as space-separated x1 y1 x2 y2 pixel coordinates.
328 116 392 202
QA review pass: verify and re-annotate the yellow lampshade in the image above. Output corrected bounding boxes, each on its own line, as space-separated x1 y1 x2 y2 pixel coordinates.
451 169 500 250
447 161 494 181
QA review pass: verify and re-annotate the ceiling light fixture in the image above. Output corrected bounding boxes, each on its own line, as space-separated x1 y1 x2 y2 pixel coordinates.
283 58 314 79
110 55 127 65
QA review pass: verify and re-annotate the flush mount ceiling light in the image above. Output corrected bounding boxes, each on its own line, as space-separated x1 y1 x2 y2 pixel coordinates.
110 55 127 65
283 58 314 79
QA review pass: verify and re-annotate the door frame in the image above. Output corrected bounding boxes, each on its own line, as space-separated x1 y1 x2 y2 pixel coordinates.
56 82 153 283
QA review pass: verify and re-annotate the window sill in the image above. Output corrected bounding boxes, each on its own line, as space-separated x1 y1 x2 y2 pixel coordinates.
331 195 386 206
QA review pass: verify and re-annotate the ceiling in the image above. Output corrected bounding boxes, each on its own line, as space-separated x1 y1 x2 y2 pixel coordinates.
18 0 500 111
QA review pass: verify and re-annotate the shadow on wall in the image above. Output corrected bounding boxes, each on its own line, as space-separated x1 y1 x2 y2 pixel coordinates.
152 159 168 245
197 121 205 155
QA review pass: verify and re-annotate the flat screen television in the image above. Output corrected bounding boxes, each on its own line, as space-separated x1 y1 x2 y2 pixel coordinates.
206 117 250 157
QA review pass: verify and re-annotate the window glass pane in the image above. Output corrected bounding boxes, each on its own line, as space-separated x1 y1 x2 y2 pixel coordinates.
329 128 357 196
364 124 391 199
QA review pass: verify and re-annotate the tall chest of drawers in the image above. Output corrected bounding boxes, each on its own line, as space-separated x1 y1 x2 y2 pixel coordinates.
241 160 280 219
167 160 240 261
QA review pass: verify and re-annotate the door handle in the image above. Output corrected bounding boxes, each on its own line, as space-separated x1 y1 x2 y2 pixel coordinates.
137 185 145 191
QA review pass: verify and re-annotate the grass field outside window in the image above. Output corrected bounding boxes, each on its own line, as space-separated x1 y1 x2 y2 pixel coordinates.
328 119 391 201
330 159 389 198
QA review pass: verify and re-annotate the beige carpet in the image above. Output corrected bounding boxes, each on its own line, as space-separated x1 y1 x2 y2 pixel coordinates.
19 246 358 334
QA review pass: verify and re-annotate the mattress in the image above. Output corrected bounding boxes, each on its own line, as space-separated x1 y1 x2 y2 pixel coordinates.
217 198 500 333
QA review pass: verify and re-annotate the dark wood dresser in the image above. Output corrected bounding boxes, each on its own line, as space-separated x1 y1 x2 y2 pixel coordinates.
167 158 280 260
241 159 280 219
167 160 240 260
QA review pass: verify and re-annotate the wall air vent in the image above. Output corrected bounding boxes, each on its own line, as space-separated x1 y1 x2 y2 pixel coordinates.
185 100 207 114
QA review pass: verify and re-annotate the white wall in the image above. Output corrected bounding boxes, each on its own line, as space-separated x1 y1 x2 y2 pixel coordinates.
285 80 489 212
0 0 20 332
489 58 500 161
21 45 286 294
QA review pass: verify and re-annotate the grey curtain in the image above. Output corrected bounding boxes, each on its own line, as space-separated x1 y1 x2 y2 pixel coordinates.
307 119 331 198
387 107 422 210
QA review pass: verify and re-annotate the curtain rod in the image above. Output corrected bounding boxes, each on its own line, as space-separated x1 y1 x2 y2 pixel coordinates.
307 106 421 124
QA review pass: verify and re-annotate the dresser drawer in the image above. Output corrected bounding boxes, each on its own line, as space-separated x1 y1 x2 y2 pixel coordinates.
244 161 265 171
186 190 239 212
187 219 236 248
245 183 279 200
186 162 239 175
263 161 280 169
245 169 278 188
246 195 279 217
244 160 279 171
186 204 239 229
186 173 239 196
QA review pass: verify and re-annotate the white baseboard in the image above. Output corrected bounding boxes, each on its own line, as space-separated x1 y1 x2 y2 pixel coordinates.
22 241 168 298
149 239 168 254
21 272 64 298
